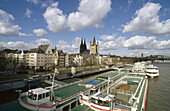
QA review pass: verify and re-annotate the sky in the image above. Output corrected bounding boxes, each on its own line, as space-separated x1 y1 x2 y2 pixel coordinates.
0 0 170 57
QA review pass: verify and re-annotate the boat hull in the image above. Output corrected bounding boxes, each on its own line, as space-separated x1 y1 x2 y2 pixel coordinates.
19 98 56 111
146 73 159 78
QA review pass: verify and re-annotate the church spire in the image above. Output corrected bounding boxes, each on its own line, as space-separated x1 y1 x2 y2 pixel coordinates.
55 46 57 50
81 38 83 45
93 36 96 45
84 38 87 50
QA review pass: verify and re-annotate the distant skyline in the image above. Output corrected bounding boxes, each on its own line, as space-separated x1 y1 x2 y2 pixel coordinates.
0 0 170 57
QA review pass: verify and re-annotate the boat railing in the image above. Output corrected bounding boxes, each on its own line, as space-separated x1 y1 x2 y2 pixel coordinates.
125 76 143 80
115 100 132 108
45 79 83 90
115 89 132 95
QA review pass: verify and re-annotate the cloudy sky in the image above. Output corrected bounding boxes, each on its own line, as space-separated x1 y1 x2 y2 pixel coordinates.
0 0 170 57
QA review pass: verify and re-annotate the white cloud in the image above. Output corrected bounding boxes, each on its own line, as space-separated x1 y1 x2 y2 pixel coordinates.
156 40 170 50
33 29 47 36
100 33 117 41
43 0 111 32
123 2 170 37
0 9 32 36
0 38 51 50
71 37 81 49
57 40 72 52
100 36 125 50
128 0 133 7
124 50 149 57
99 34 170 51
56 37 81 52
25 8 32 18
26 0 39 5
124 35 170 50
35 38 51 45
124 36 157 50
0 41 35 50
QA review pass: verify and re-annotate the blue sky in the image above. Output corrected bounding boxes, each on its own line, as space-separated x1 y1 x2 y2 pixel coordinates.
0 0 170 57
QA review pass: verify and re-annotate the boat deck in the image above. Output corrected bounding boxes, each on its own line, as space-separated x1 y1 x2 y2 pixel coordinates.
54 83 86 100
71 105 94 111
97 71 119 80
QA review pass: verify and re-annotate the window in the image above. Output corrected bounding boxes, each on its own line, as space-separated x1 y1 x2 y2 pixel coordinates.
46 92 49 97
43 93 45 98
38 94 42 100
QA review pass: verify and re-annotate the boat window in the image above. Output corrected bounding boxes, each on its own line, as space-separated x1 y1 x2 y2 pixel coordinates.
103 101 109 107
33 94 37 100
28 92 37 100
28 92 32 99
46 92 50 97
38 94 42 100
43 93 45 98
91 98 95 104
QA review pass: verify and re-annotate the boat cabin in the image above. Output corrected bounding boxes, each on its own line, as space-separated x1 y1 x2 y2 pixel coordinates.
27 88 50 105
90 92 115 108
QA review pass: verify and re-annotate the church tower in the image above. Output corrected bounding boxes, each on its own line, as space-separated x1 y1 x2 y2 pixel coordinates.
90 36 99 55
80 38 84 54
80 38 87 54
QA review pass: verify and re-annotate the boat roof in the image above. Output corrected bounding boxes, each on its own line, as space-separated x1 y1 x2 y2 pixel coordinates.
29 88 50 95
91 92 115 102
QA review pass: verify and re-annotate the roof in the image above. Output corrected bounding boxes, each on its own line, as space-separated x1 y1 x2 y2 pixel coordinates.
82 50 90 54
30 48 44 53
91 92 115 102
29 88 50 95
38 44 50 53
54 83 86 100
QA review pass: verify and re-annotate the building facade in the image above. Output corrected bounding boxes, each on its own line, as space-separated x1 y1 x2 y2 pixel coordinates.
90 36 99 55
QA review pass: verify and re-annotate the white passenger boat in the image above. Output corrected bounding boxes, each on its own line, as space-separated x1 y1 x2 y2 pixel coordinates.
19 68 59 111
145 64 159 78
132 62 146 73
79 73 148 111
19 88 56 111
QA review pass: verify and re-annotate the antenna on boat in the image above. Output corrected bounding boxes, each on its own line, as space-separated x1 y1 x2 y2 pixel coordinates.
108 95 115 111
51 68 59 101
107 77 111 94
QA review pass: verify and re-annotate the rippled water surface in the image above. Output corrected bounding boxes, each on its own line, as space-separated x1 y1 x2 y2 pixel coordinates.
146 63 170 111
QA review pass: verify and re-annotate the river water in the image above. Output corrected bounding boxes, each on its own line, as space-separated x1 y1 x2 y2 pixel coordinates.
146 63 170 111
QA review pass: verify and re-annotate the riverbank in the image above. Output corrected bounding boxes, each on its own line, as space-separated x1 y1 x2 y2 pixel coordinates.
0 65 103 84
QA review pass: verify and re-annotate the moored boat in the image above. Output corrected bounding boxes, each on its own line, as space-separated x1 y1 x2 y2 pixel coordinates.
145 64 159 78
79 73 148 111
19 88 56 111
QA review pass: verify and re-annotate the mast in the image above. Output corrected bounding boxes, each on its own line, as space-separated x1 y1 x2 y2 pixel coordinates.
51 68 59 101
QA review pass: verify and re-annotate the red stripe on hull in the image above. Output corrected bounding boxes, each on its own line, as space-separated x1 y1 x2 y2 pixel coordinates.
91 104 126 111
144 80 148 110
19 98 56 108
91 105 110 111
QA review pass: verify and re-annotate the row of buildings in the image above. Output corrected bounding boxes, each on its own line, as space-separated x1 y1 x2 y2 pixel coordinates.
1 37 123 71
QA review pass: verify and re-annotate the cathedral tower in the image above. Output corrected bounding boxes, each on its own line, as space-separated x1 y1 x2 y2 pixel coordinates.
80 38 87 54
90 36 99 55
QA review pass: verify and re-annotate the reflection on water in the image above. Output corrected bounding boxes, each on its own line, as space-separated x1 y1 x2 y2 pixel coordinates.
146 63 170 111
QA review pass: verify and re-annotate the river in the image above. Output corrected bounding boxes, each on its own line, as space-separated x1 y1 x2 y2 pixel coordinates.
146 63 170 111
